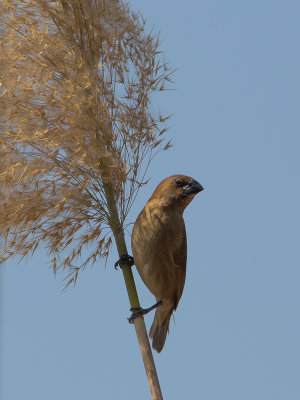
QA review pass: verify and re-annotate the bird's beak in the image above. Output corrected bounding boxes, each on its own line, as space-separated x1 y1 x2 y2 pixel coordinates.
183 179 204 195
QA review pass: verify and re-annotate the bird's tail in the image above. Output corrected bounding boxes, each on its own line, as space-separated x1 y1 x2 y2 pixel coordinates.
149 306 173 353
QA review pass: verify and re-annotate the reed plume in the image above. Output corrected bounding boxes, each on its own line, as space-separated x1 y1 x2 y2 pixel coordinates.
0 1 173 398
0 0 171 276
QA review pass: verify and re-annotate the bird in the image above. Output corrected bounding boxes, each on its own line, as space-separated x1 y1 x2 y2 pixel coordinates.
131 175 203 352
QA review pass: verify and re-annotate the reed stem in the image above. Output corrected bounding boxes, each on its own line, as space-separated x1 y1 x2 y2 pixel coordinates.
103 181 163 400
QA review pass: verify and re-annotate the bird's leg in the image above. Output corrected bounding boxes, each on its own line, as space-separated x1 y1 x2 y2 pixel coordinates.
114 254 134 270
128 300 163 324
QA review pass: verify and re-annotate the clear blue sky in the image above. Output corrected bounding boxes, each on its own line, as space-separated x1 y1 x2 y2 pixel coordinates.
2 1 300 399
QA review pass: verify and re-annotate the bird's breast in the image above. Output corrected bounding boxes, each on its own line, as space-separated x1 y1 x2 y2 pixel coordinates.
131 205 185 298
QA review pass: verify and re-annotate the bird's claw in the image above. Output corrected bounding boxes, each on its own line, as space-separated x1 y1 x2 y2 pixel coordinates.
114 254 134 270
127 300 163 324
128 307 144 324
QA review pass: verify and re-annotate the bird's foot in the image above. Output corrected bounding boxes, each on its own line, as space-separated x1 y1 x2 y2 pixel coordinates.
128 300 163 324
114 254 134 270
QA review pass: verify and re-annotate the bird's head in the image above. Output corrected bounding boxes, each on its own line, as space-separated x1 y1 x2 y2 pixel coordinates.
150 174 204 212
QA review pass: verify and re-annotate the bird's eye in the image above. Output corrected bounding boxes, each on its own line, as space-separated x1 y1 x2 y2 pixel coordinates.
174 178 185 187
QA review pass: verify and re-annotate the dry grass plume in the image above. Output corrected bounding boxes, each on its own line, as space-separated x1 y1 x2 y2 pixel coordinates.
0 0 172 284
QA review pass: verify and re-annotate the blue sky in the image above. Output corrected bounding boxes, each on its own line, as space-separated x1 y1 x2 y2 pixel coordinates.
2 1 300 399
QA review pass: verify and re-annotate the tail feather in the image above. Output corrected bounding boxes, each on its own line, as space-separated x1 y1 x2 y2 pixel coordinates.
149 307 173 353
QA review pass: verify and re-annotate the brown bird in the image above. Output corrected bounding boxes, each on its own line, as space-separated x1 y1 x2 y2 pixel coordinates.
131 175 203 352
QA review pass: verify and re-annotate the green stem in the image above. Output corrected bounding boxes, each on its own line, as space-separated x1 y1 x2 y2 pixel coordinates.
102 182 140 307
102 181 163 400
114 230 141 309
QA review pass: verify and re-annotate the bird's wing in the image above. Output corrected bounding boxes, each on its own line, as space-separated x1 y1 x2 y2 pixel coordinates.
173 224 187 309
